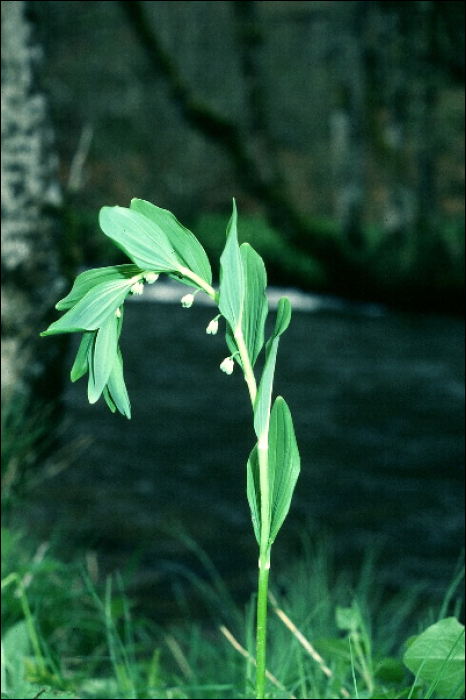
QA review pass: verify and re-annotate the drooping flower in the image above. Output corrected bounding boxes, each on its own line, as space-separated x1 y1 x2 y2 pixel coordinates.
181 293 195 308
220 357 235 375
206 318 219 335
130 281 144 295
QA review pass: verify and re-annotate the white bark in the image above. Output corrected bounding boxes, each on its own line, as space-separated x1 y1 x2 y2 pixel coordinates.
1 0 65 400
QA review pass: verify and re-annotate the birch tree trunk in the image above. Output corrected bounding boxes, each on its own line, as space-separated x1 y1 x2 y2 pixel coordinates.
1 0 65 403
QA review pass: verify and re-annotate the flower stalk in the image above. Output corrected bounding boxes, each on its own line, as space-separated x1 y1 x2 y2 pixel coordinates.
40 198 300 700
232 322 273 698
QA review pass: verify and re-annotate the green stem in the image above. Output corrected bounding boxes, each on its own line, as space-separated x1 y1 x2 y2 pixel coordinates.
256 550 270 699
205 300 272 698
178 266 219 303
255 443 271 699
233 328 273 699
234 328 257 406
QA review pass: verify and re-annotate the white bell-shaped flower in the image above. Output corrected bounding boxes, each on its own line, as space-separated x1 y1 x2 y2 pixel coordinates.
130 281 144 295
220 357 235 375
181 293 195 308
206 318 219 335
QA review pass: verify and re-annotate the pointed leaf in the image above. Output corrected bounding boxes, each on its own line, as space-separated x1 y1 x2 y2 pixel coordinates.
41 280 133 335
87 333 97 403
99 206 183 272
274 296 292 336
218 201 244 333
107 349 131 419
240 243 268 366
265 296 292 359
254 335 279 443
103 386 117 413
268 397 300 545
70 331 95 382
254 297 292 441
403 618 465 698
246 444 261 545
225 243 268 368
56 265 140 310
116 305 124 339
92 313 119 401
130 199 212 286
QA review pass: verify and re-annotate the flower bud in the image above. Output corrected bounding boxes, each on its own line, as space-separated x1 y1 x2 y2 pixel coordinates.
115 307 122 318
206 318 219 335
130 281 144 295
220 357 235 375
181 293 195 308
144 272 159 284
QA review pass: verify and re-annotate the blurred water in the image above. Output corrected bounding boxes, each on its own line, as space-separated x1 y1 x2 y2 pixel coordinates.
30 285 465 619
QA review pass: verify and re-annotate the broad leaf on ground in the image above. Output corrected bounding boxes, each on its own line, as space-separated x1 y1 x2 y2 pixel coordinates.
403 617 465 698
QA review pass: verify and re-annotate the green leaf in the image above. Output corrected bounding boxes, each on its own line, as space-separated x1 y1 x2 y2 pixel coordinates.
116 304 124 339
56 265 140 310
218 200 244 333
254 335 279 443
2 620 30 669
336 603 362 633
103 386 117 413
403 617 465 698
107 349 131 419
225 243 268 368
246 444 261 545
10 685 77 699
254 297 292 441
239 243 268 366
41 280 133 335
267 397 300 545
87 332 97 404
99 206 183 273
91 313 119 402
70 331 95 382
130 199 212 286
265 296 292 358
367 685 413 699
374 657 406 684
248 399 300 547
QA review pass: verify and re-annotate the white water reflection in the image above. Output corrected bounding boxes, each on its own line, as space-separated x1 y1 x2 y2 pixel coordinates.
129 278 386 316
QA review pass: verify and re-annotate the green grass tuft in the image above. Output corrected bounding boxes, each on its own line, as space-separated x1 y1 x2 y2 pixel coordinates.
1 528 464 699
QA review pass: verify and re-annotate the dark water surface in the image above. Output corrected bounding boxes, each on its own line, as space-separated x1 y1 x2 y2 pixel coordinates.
28 288 465 619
